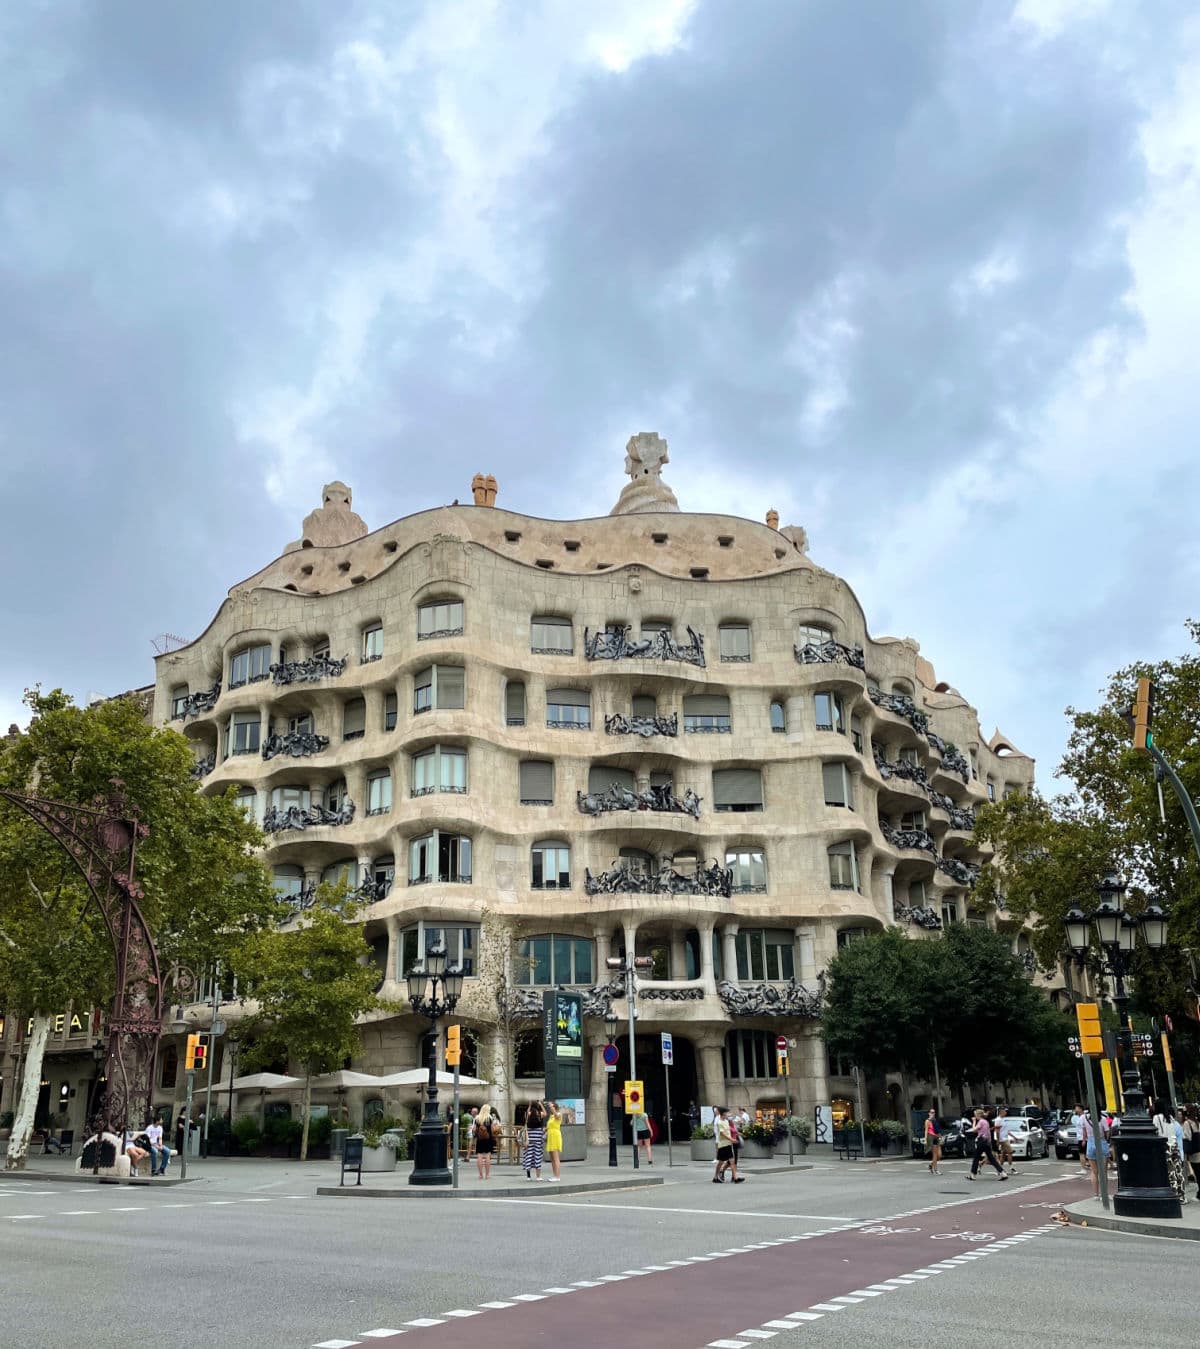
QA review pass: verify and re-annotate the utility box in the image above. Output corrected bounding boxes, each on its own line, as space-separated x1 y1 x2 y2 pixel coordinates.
543 991 583 1102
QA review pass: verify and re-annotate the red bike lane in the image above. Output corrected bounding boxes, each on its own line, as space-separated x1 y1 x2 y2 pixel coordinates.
312 1176 1089 1349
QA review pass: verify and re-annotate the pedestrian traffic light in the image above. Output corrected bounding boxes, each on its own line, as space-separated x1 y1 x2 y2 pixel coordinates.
185 1032 209 1072
624 1079 644 1114
446 1023 461 1067
185 1033 199 1069
1132 676 1155 752
1075 1002 1103 1056
777 1050 789 1076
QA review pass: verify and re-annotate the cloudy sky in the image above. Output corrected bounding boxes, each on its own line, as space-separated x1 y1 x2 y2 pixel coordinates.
2 0 1197 785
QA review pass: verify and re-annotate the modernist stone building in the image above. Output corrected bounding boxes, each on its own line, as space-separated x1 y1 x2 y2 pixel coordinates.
150 435 1043 1140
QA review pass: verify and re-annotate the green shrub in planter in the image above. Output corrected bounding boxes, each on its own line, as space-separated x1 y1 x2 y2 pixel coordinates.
308 1113 332 1147
782 1116 811 1145
880 1119 907 1143
232 1114 262 1154
690 1123 714 1140
742 1121 776 1145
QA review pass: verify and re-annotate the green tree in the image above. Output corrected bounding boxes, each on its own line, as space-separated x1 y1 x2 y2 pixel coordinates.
0 689 275 1169
234 885 384 1160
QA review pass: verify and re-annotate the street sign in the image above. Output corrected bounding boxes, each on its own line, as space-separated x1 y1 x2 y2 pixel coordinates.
1067 1035 1083 1059
661 1032 674 1066
602 1042 619 1066
624 1079 644 1114
775 1035 788 1052
210 1019 227 1037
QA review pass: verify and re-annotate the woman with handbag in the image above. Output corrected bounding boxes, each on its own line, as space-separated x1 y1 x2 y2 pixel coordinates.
924 1109 942 1175
522 1101 546 1180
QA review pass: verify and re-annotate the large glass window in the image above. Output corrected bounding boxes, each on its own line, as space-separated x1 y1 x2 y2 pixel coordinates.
769 700 786 732
229 643 271 688
531 615 573 654
417 599 464 638
531 841 571 890
713 768 764 812
796 623 832 649
723 1029 782 1080
822 762 854 809
683 694 731 733
828 841 860 891
343 697 366 740
505 680 526 726
814 691 844 734
850 714 863 752
170 686 189 718
234 787 257 821
519 760 554 805
718 624 752 662
371 855 395 897
384 693 397 732
726 848 767 893
270 785 311 813
631 693 656 717
546 687 590 728
399 922 479 976
516 934 593 984
837 927 868 948
409 832 472 885
322 859 356 888
367 769 393 816
414 664 465 713
229 712 260 755
588 764 636 795
411 745 468 795
361 624 383 663
735 929 795 982
272 864 304 899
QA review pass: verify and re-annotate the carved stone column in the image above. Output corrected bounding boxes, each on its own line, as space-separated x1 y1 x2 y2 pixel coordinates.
881 868 897 924
669 930 687 982
698 922 716 995
794 926 816 984
696 1034 727 1111
258 702 271 750
384 915 400 985
721 924 739 985
344 762 368 814
594 927 611 974
587 1041 610 1145
255 787 269 826
357 855 373 886
363 686 385 737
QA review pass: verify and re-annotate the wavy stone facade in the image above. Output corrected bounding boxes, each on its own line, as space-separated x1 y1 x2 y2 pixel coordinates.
154 442 1037 1137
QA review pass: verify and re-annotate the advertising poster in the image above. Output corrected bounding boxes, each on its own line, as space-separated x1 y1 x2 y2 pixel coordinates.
555 992 582 1059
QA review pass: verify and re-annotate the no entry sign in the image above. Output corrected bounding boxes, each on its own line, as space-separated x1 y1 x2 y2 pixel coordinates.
776 1035 788 1052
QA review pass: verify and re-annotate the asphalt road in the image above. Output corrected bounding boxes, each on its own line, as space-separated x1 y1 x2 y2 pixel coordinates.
0 1155 1193 1349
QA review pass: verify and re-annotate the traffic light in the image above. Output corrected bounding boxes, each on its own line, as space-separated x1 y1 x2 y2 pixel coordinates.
1075 1002 1103 1056
1132 676 1155 752
185 1032 210 1072
776 1050 789 1076
623 1079 645 1114
446 1023 461 1067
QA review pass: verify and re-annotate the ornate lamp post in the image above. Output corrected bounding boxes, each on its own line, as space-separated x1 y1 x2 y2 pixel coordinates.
406 947 463 1186
604 1012 619 1168
1063 874 1179 1219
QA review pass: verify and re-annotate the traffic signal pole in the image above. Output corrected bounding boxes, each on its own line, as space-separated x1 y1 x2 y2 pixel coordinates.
1130 676 1200 866
180 1069 194 1182
1147 740 1200 867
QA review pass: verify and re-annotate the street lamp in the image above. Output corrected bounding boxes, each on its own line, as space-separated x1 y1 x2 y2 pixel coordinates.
604 1012 619 1168
406 947 463 1186
90 1041 108 1177
606 953 653 1169
1063 873 1178 1219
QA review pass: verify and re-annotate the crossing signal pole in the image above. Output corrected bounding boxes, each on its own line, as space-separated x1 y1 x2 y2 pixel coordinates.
1124 677 1200 867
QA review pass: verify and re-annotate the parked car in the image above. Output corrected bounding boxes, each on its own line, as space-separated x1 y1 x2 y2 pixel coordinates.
996 1116 1048 1159
1055 1117 1084 1160
910 1119 969 1159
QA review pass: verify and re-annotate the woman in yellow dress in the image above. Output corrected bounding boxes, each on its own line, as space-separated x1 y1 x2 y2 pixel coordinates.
544 1101 563 1182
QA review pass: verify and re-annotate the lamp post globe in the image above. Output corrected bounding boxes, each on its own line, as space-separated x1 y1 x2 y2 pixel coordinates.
1140 904 1169 949
1064 907 1091 954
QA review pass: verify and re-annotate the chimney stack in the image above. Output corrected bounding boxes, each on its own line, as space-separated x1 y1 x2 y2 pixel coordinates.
766 508 779 530
472 473 499 507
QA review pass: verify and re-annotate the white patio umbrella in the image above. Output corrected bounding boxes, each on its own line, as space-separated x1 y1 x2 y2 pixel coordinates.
375 1069 489 1088
306 1070 392 1090
229 1072 303 1128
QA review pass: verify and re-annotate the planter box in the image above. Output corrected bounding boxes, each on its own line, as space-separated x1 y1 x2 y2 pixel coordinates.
361 1143 398 1173
738 1140 773 1160
773 1142 808 1159
560 1123 587 1162
690 1138 716 1162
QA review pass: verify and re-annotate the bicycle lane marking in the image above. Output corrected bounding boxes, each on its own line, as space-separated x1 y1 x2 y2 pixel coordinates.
305 1175 1090 1349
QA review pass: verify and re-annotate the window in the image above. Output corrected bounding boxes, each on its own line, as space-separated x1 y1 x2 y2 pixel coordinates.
229 643 271 688
312 636 331 661
272 864 304 899
986 777 996 801
850 715 863 753
641 619 672 638
505 680 526 726
411 745 468 795
683 693 731 733
531 614 573 654
288 710 313 736
229 712 260 755
649 770 673 791
325 778 347 813
837 927 868 948
726 848 767 893
371 855 394 897
170 685 188 718
797 623 832 649
384 693 397 732
343 697 366 740
769 700 786 732
519 760 555 805
361 624 383 663
723 1029 781 1080
619 847 653 878
546 687 590 729
631 694 656 717
322 859 355 888
814 691 844 733
367 769 392 816
271 785 311 813
417 599 464 639
718 624 752 662
517 934 593 983
399 922 479 977
713 768 764 812
531 842 571 891
900 809 926 832
970 751 979 780
234 787 257 821
159 1044 178 1090
409 832 472 885
941 899 959 926
735 929 795 982
414 664 465 714
828 841 860 891
898 746 920 767
588 764 636 795
822 762 854 809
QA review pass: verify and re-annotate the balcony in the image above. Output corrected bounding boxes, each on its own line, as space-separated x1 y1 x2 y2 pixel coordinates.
936 856 980 887
894 903 942 931
928 735 970 782
929 791 975 831
583 624 706 668
584 857 732 898
577 783 701 819
873 748 929 790
262 730 331 761
794 639 865 669
269 654 348 686
604 711 679 738
717 979 821 1019
173 682 221 719
868 688 929 735
879 819 937 854
189 753 215 780
262 799 355 833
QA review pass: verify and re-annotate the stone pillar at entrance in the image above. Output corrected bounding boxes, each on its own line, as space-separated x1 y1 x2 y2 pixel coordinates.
696 1035 726 1113
586 1041 610 1146
794 926 816 984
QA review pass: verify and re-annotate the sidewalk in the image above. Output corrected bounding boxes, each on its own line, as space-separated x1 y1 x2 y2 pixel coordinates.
1066 1194 1200 1241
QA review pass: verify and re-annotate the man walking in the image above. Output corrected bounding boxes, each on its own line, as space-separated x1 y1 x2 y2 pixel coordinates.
967 1108 1007 1181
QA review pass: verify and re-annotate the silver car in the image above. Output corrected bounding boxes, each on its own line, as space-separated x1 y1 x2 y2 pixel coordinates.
996 1116 1048 1159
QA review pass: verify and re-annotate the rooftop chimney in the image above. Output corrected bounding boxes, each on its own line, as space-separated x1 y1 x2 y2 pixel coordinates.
766 508 779 530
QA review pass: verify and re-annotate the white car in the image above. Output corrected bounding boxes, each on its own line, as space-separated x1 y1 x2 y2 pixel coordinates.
996 1116 1048 1159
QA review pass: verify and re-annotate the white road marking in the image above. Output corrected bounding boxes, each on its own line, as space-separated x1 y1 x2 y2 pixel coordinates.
736 1332 777 1341
462 1197 855 1221
360 1331 407 1337
60 1210 98 1216
441 1310 482 1318
784 1312 825 1321
9 1215 44 1221
313 1341 361 1348
404 1317 444 1327
478 1300 515 1309
510 1294 546 1302
809 1302 847 1312
707 1340 752 1348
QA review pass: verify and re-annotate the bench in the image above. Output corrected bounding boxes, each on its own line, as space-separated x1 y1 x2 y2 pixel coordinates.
832 1129 863 1161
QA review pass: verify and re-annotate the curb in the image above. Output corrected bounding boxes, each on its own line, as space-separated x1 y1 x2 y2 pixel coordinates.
316 1175 665 1199
0 1169 193 1187
1066 1200 1200 1241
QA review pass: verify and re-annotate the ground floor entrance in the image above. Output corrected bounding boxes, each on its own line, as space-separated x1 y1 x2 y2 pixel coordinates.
613 1033 699 1144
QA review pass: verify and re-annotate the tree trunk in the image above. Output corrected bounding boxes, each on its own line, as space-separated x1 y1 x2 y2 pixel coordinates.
898 1063 914 1143
299 1074 312 1161
5 1012 52 1172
